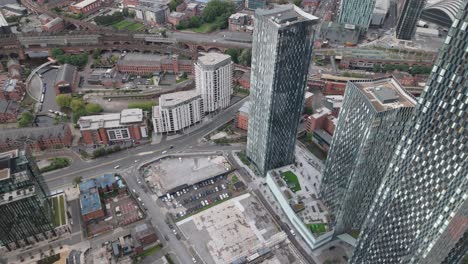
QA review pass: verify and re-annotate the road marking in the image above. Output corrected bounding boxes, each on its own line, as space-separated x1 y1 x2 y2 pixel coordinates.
137 151 154 156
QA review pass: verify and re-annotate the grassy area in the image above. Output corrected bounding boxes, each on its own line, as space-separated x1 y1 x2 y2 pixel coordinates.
112 20 144 31
307 223 327 234
176 76 188 83
59 195 66 224
51 197 60 226
349 230 360 239
137 244 161 258
40 157 71 173
236 151 251 166
192 22 218 33
282 171 301 192
231 175 239 184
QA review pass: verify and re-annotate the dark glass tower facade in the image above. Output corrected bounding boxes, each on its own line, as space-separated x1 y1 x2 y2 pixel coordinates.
246 5 318 176
0 149 55 250
351 2 467 263
321 77 416 235
395 0 427 40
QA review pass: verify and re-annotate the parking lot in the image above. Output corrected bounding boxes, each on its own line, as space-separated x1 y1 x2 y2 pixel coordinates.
160 173 236 220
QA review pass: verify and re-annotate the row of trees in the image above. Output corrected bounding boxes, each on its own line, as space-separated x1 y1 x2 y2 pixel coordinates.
373 64 432 75
18 111 34 127
55 95 103 123
176 0 236 31
51 48 88 68
94 8 134 26
225 48 252 66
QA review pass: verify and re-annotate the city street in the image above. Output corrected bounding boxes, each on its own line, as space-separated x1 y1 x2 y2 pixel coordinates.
43 96 248 190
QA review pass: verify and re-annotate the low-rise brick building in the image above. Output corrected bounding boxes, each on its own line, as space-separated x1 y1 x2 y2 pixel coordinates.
54 64 78 95
70 0 101 15
305 107 338 152
134 223 158 250
236 101 250 131
7 58 21 80
79 108 149 146
79 179 105 223
228 13 253 32
1 78 26 102
0 124 73 152
42 17 64 33
167 11 186 26
237 71 250 89
116 54 192 75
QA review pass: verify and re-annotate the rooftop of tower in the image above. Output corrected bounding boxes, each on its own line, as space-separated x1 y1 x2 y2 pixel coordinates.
351 76 416 112
257 4 319 27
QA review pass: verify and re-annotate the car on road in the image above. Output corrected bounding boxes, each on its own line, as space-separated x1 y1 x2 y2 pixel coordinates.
134 160 139 163
162 150 168 154
169 145 174 149
192 257 197 263
114 165 120 169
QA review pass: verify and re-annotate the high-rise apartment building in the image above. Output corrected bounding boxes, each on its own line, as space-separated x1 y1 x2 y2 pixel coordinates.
338 0 376 29
195 53 232 113
152 90 204 133
320 77 416 235
351 2 467 263
395 0 427 40
0 149 55 250
246 5 318 176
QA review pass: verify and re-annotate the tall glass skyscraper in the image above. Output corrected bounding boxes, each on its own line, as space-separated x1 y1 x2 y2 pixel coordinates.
0 149 55 251
351 2 467 263
395 0 427 40
338 0 376 30
321 77 416 235
246 5 318 176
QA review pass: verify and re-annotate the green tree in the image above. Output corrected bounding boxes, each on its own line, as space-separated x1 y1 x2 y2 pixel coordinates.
293 0 302 6
202 0 235 23
73 176 83 187
18 111 34 127
51 48 64 58
85 103 103 114
56 94 72 108
122 7 129 17
372 64 381 73
70 98 85 112
92 49 101 59
168 0 183 11
72 107 87 123
238 48 252 66
225 48 240 63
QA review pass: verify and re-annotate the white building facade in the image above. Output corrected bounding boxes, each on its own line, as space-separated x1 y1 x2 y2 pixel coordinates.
152 90 204 133
195 53 233 113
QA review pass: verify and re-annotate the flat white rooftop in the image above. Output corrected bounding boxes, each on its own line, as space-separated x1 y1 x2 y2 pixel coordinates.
72 0 99 8
159 90 200 108
197 52 231 67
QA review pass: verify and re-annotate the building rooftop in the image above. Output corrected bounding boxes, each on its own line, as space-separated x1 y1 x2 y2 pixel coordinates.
95 173 117 189
256 4 318 27
134 223 156 239
79 178 96 192
79 188 102 215
197 53 231 68
121 108 144 124
0 11 8 27
71 0 98 9
55 64 76 85
2 78 17 92
158 90 201 108
312 107 331 119
79 109 145 130
351 77 416 112
170 11 185 18
0 125 69 142
229 12 249 19
239 100 251 114
315 129 332 144
44 17 63 28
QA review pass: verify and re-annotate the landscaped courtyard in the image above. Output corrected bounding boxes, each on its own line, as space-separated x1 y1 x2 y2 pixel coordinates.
50 195 66 227
281 171 301 192
307 223 327 235
112 20 144 31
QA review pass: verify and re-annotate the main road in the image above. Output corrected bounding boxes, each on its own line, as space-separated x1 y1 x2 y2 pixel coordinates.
43 96 249 190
